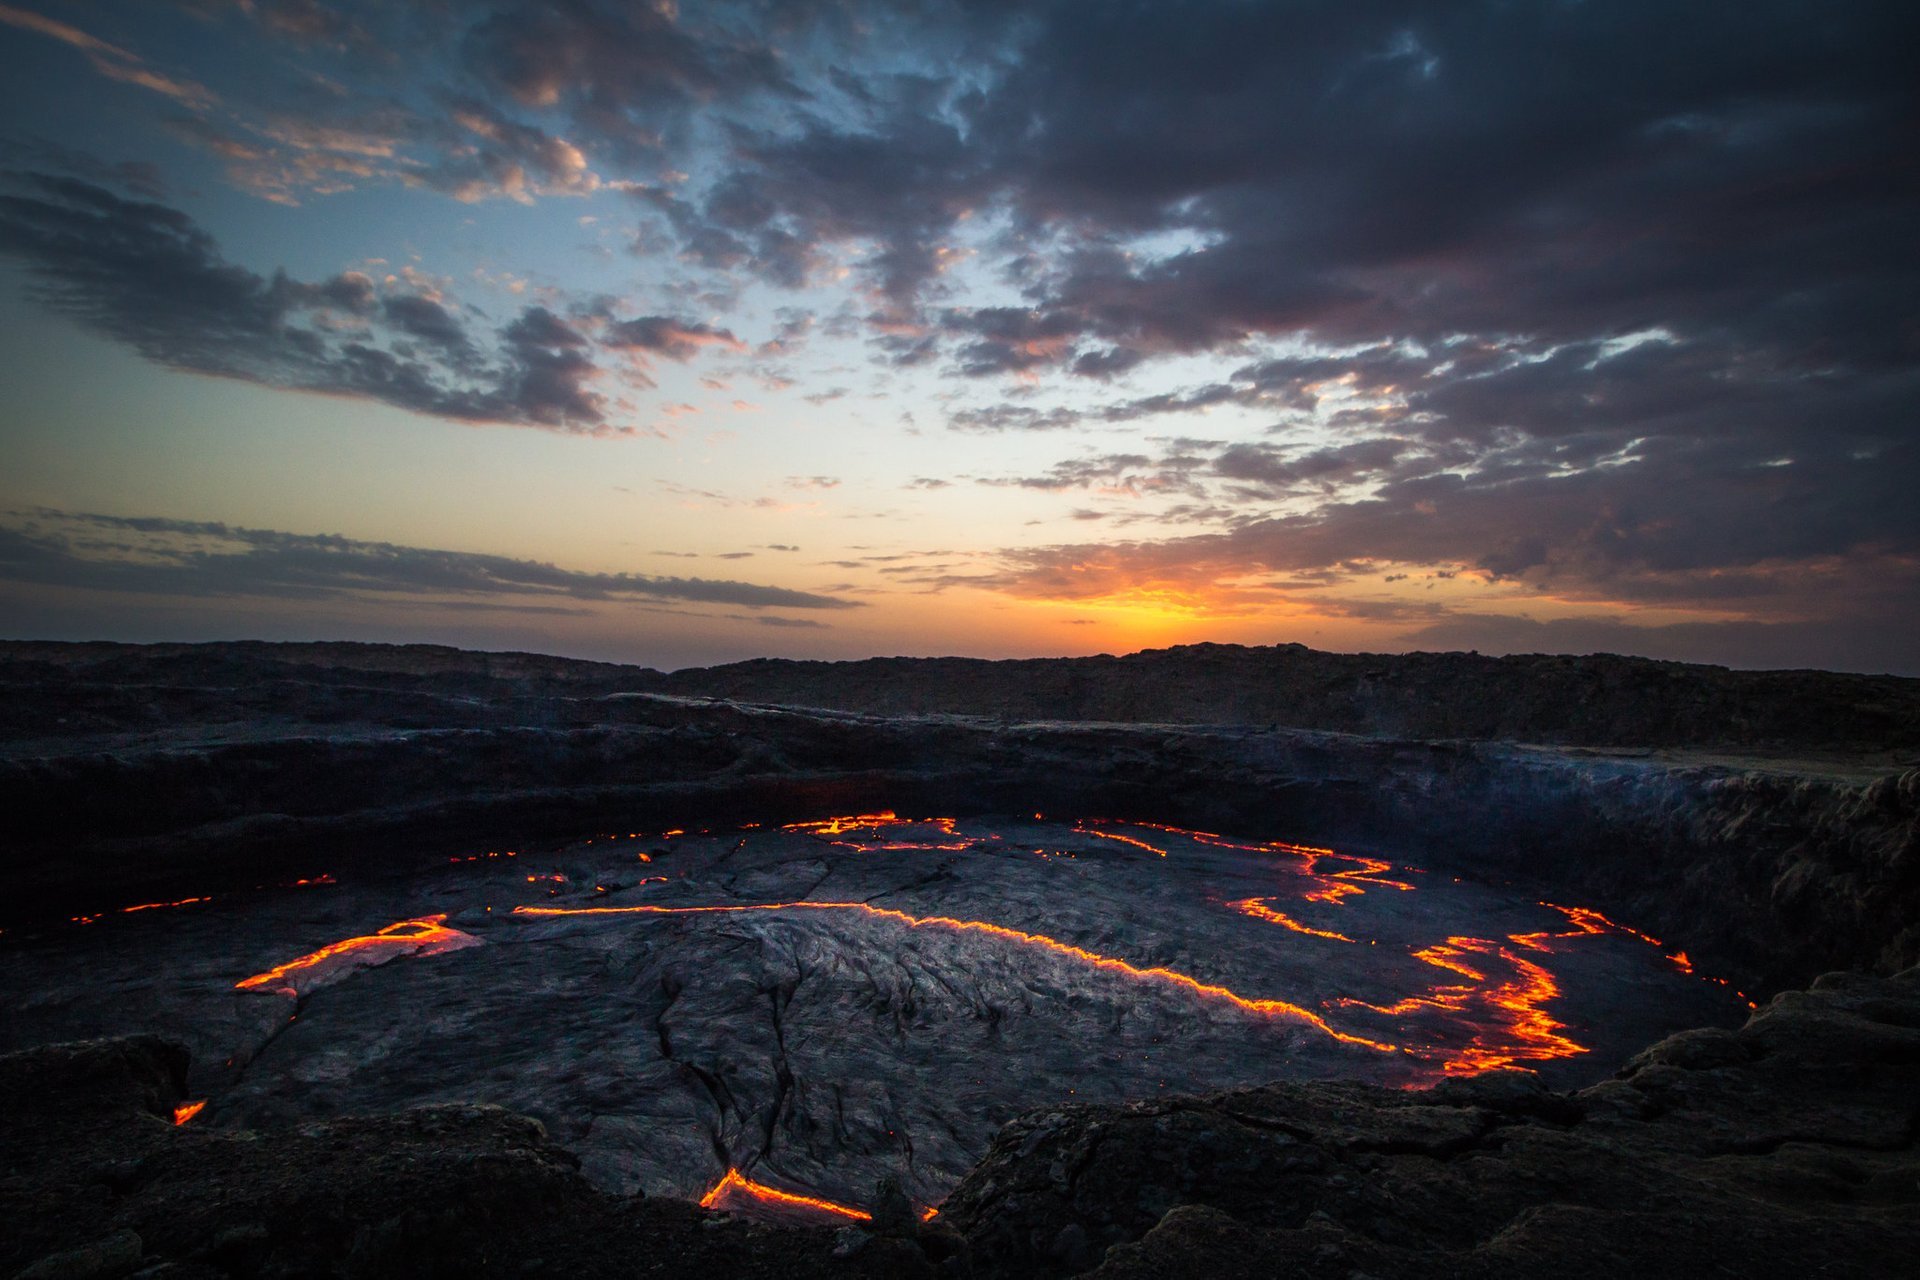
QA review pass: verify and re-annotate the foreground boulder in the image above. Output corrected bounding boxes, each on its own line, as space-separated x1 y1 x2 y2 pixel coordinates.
943 965 1920 1277
0 1038 940 1279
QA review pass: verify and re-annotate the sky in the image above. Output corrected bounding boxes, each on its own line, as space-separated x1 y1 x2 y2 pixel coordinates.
0 1 1914 674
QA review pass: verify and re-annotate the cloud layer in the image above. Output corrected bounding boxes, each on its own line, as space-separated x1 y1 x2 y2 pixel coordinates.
0 511 859 611
0 1 1914 669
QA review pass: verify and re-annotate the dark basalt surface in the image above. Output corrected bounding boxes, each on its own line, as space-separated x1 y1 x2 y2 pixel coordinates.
6 638 1916 755
3 966 1914 1278
943 966 1920 1277
4 646 1915 991
3 639 1916 1277
0 1036 944 1279
0 816 1743 1216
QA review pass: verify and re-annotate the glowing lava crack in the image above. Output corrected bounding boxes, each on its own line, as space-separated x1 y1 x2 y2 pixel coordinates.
236 915 482 999
514 898 1399 1052
194 813 1753 1230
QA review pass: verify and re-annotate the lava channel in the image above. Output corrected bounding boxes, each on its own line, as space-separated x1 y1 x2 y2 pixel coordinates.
235 915 482 999
697 1168 940 1225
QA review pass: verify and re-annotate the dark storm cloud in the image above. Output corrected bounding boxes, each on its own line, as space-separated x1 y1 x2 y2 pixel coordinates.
0 511 862 611
4 2 1916 668
0 174 745 433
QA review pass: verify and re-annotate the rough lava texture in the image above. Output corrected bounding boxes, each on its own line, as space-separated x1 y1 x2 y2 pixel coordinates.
4 639 1916 1277
941 964 1920 1278
3 643 1915 993
6 639 1915 756
2 966 1913 1277
0 1037 947 1279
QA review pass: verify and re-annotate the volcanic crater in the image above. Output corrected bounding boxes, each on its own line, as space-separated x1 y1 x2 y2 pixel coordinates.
2 641 1916 1278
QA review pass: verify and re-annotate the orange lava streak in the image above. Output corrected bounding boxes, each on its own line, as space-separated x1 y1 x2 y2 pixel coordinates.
122 896 212 914
1300 853 1416 905
1073 826 1168 857
1337 935 1584 1074
1230 898 1354 942
514 900 1398 1052
172 1100 206 1125
235 915 481 998
1082 819 1410 905
698 1168 871 1222
1534 904 1751 1003
785 812 977 854
1535 901 1662 947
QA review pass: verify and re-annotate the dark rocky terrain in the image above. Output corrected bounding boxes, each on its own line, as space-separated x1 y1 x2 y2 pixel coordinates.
2 639 1916 1277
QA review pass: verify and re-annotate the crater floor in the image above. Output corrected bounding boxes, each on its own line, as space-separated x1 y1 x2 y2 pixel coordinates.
0 813 1746 1220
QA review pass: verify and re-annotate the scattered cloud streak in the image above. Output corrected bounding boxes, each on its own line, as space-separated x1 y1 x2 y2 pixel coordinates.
0 511 861 611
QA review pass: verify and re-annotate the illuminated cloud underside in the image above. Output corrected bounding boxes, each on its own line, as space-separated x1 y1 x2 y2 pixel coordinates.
0 1 1912 671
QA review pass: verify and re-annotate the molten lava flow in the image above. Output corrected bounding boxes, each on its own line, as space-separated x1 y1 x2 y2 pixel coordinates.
1531 904 1756 1007
514 900 1398 1052
784 812 973 851
1079 819 1412 905
698 1168 871 1222
1334 900 1719 1074
1073 826 1169 857
1336 934 1584 1074
122 896 212 914
1299 853 1416 905
235 915 482 999
172 1100 206 1125
1531 902 1662 947
1230 898 1354 942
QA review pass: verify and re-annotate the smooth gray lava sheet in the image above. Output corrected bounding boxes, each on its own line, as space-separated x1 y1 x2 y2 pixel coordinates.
0 814 1748 1216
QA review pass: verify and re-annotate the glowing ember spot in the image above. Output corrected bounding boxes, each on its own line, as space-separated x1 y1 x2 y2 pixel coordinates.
172 1100 207 1125
235 915 481 998
785 810 903 835
1669 950 1694 973
1230 898 1354 942
782 812 981 853
122 896 212 914
698 1168 871 1222
514 900 1398 1052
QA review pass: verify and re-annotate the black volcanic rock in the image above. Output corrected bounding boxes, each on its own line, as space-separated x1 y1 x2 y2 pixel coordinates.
4 639 1917 756
1 642 1916 993
0 1037 937 1280
3 639 1916 1278
941 965 1920 1278
4 967 1914 1278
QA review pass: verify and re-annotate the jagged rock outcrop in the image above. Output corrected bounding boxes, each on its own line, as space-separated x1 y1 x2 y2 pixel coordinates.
0 1037 939 1279
942 965 1920 1277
